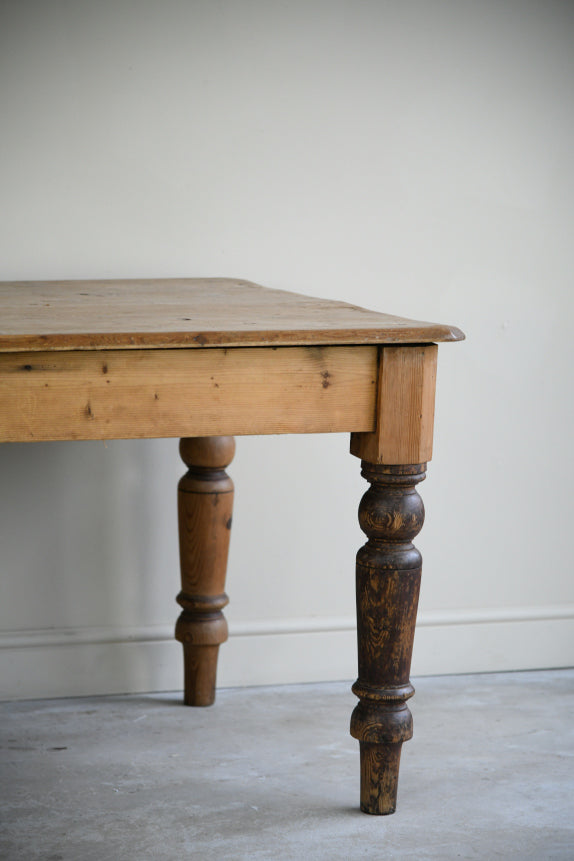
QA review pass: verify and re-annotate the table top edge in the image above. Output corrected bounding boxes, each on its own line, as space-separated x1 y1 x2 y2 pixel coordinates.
0 278 465 350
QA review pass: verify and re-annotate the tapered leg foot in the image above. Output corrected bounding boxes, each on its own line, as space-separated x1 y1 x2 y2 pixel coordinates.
175 436 235 707
359 741 402 815
181 643 222 707
350 462 426 814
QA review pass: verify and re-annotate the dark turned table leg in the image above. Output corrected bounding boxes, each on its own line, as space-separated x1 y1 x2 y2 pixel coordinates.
175 436 235 706
350 462 425 814
349 343 438 814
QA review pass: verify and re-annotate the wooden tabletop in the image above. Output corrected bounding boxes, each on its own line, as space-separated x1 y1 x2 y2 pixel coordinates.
0 278 464 352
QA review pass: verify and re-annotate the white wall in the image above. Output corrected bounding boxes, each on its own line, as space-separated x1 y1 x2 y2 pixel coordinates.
1 0 573 699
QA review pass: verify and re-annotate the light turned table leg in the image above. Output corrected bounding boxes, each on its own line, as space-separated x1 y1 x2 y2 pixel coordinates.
175 436 235 706
350 343 438 813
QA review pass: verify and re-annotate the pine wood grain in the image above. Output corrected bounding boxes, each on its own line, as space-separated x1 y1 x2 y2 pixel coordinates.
176 437 235 707
0 277 465 816
350 463 426 814
0 279 464 352
0 345 378 442
350 345 437 464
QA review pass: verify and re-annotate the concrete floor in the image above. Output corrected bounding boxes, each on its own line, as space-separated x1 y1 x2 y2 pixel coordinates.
1 669 573 861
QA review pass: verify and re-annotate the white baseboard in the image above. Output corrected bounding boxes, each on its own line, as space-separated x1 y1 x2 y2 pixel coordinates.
1 605 573 700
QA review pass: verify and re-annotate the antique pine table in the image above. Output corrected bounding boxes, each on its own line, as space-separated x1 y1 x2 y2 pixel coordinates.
0 278 463 815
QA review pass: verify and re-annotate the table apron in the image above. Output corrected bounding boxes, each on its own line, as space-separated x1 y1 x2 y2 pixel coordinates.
0 345 378 442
